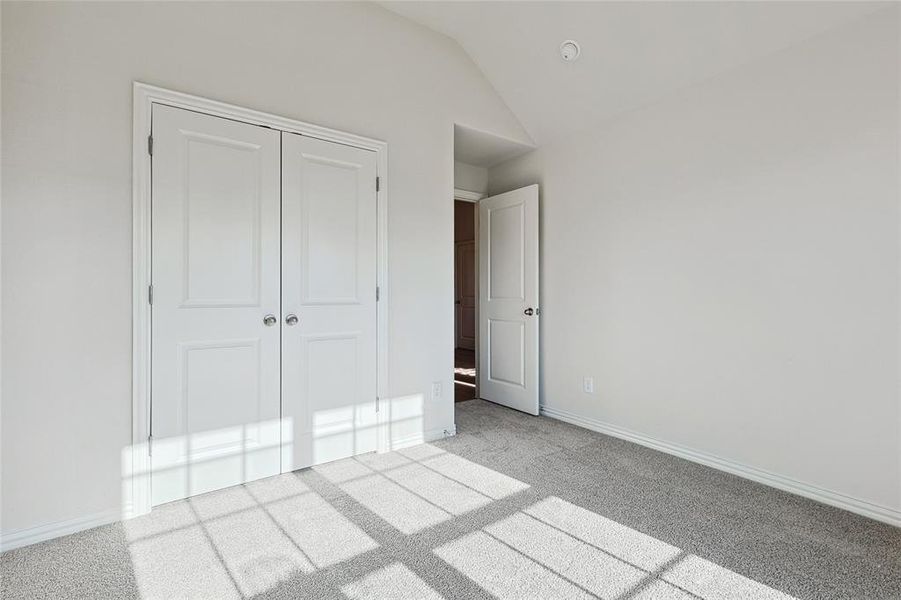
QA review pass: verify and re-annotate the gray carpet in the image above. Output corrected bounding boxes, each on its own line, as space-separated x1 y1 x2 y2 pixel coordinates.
2 399 900 599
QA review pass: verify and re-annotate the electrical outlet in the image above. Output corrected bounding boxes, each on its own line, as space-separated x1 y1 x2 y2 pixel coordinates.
432 381 443 400
583 377 594 394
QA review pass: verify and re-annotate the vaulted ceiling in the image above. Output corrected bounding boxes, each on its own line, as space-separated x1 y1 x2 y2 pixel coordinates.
383 1 885 145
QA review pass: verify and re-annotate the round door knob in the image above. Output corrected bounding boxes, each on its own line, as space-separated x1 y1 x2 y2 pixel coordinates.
263 314 278 327
285 314 299 326
524 308 535 316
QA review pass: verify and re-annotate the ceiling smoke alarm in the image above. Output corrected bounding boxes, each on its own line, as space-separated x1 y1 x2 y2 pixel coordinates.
560 40 581 62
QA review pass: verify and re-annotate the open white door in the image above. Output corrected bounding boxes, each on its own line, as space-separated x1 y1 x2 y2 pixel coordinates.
150 105 282 506
479 185 539 415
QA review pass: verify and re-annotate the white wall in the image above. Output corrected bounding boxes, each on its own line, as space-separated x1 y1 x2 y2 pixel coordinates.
0 1 530 538
454 160 488 194
490 9 901 519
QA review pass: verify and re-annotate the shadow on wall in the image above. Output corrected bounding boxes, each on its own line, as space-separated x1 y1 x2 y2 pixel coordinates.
5 438 800 600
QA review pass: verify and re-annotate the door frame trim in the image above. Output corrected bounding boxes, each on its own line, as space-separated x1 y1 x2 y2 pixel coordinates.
130 82 389 519
453 188 485 203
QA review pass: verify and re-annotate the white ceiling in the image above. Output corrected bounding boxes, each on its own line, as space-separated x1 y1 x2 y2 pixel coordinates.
383 1 885 145
455 124 534 167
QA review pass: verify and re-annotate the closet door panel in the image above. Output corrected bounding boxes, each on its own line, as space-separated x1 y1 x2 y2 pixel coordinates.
281 132 378 472
150 104 282 506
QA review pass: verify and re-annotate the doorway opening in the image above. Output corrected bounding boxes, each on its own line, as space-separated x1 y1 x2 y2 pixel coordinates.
454 196 480 402
452 124 536 415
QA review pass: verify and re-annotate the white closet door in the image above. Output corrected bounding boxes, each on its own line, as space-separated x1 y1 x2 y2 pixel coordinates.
151 104 282 506
281 132 379 472
479 185 539 415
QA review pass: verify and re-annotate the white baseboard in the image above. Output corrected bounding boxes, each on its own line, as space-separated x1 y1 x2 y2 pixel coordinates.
426 424 457 442
389 425 458 451
540 405 901 528
1 509 121 553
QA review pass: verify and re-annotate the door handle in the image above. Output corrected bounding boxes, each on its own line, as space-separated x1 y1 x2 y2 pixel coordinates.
524 308 534 316
285 314 299 326
263 314 278 327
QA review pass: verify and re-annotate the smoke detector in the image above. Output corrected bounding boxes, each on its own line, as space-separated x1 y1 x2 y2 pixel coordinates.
560 40 581 62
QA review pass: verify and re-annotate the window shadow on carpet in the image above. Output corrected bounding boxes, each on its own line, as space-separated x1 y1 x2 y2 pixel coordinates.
3 401 900 600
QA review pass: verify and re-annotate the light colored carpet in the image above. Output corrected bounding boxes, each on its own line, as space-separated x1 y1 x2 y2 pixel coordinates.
2 399 900 599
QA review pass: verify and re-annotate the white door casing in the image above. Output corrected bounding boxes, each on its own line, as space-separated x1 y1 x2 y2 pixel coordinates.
280 132 379 472
150 104 282 506
455 241 477 350
479 185 539 415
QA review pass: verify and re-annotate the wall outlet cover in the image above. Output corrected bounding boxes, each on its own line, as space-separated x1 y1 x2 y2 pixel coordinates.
583 377 594 394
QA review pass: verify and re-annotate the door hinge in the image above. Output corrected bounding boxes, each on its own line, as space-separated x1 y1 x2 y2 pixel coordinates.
376 176 380 192
148 135 153 156
376 396 380 413
148 284 153 305
148 435 153 457
376 286 380 302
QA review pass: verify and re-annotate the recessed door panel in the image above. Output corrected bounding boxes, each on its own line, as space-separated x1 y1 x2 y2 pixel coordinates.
298 333 376 464
488 320 525 387
183 134 263 307
480 185 539 415
300 155 361 304
488 203 524 300
151 104 281 506
282 132 378 472
181 340 262 435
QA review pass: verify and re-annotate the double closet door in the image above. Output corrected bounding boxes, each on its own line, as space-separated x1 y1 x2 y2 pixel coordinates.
150 104 378 506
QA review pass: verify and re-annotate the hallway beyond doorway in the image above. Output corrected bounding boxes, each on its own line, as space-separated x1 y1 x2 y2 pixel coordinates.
454 348 476 402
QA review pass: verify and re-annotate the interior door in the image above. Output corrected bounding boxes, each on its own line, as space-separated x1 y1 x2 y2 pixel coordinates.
150 104 282 506
281 132 379 472
479 185 539 415
455 240 476 350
